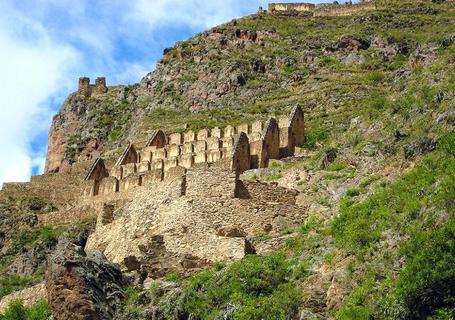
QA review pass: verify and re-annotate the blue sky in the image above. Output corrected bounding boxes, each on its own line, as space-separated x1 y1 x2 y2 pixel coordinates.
0 0 328 187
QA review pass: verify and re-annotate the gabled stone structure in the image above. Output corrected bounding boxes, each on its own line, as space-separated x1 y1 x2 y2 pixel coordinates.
146 129 167 148
83 158 110 196
83 105 305 197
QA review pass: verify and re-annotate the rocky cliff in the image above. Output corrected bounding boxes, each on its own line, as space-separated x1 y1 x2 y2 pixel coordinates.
2 0 455 319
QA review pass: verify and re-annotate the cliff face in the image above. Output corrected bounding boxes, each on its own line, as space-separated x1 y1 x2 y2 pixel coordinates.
43 0 453 174
5 0 455 319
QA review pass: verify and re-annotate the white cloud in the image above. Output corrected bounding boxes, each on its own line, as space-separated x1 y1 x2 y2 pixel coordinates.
129 0 263 31
0 2 78 187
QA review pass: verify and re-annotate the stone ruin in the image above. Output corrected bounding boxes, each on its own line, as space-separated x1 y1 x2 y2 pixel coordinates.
268 1 376 17
83 105 304 197
78 77 108 97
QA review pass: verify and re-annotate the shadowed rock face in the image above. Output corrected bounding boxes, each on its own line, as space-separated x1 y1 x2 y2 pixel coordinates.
46 239 125 320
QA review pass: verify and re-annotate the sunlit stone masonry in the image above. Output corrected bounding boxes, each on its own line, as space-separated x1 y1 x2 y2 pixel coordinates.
83 105 304 197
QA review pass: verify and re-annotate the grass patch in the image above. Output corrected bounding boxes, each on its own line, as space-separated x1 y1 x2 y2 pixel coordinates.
7 225 63 256
0 300 50 320
302 128 329 150
181 252 301 319
333 133 455 318
366 70 386 84
0 275 34 299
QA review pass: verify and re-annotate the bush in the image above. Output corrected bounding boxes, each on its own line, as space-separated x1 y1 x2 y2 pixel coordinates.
394 217 455 319
121 286 143 318
0 300 50 320
0 275 34 299
302 128 329 150
336 305 370 320
366 70 385 84
8 225 62 256
333 134 455 317
182 252 300 319
332 139 454 252
345 188 361 197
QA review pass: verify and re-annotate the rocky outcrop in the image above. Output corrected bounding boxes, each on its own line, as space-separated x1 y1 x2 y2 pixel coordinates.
46 239 125 320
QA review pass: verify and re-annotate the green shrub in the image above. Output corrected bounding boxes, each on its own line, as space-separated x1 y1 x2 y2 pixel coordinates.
359 175 380 188
0 300 50 320
302 128 329 150
361 92 390 120
110 128 122 141
182 252 300 319
366 70 386 84
8 225 62 256
121 286 143 318
336 305 370 320
333 134 455 317
345 188 362 197
164 272 181 283
332 139 454 252
0 301 27 320
393 217 455 319
0 275 34 299
25 301 51 320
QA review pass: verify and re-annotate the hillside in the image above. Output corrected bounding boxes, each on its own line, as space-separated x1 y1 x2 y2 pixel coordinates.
1 0 454 319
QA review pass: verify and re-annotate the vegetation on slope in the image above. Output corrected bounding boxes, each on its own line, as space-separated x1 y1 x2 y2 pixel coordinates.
0 300 50 320
0 196 95 299
115 1 455 317
2 0 455 318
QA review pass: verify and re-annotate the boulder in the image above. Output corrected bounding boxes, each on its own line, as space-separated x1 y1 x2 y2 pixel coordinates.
46 239 125 320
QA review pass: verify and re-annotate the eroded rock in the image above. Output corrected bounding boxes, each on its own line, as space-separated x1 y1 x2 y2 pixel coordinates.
46 239 125 320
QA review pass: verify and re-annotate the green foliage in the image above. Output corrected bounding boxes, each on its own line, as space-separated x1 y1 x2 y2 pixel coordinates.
332 134 455 252
122 286 144 318
320 55 339 67
181 252 300 320
433 309 455 320
359 175 380 188
164 272 181 283
333 134 455 317
392 217 455 318
361 92 390 120
8 225 62 256
366 70 386 84
0 300 50 320
325 162 347 172
110 128 122 141
0 275 34 299
336 305 370 320
302 128 329 150
345 188 362 197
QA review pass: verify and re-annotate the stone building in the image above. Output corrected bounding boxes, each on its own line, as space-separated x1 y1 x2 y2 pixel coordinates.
78 77 108 97
83 105 305 197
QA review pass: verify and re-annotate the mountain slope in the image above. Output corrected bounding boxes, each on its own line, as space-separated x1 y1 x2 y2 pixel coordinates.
1 0 454 319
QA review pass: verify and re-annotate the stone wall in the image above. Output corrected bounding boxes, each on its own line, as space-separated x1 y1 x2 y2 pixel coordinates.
235 180 298 205
186 162 237 199
268 2 315 12
314 1 376 17
85 169 307 275
1 161 90 206
268 1 376 17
